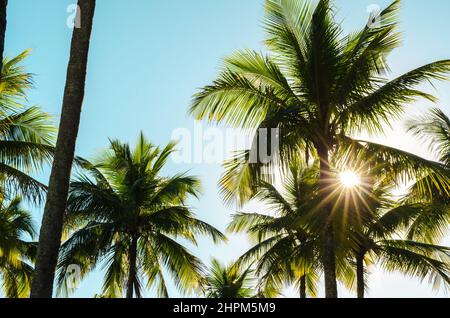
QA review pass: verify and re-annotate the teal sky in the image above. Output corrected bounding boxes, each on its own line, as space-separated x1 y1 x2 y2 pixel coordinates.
3 0 450 298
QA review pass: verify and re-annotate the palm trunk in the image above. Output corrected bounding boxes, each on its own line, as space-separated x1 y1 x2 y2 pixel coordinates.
317 145 338 298
299 275 306 299
126 236 138 299
356 253 365 299
30 0 96 298
0 0 7 75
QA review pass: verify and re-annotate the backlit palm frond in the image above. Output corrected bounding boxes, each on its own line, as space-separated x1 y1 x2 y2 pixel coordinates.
407 108 450 166
153 233 204 295
0 164 47 203
139 238 169 298
336 0 401 106
263 0 314 77
148 174 201 206
301 0 343 112
227 213 278 236
0 50 33 111
340 60 450 135
56 222 116 297
223 49 301 106
101 242 128 298
219 150 265 207
338 137 450 196
143 205 225 244
405 203 450 244
0 106 55 146
189 70 286 129
377 240 450 290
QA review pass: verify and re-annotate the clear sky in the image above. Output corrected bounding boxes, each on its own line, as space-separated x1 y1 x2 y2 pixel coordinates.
3 0 450 298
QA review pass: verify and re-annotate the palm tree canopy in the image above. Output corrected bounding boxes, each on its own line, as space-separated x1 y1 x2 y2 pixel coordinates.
203 258 255 298
189 0 450 206
57 133 225 298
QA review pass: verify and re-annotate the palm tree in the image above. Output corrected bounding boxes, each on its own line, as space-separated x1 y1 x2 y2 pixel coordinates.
231 158 449 298
203 258 255 298
0 196 37 298
56 134 225 298
0 51 55 202
31 0 96 298
189 0 450 297
330 147 450 298
0 0 7 74
346 185 450 298
227 162 323 298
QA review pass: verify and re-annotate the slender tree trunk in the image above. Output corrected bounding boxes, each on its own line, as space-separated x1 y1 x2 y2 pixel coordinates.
0 0 7 75
299 275 307 299
356 253 365 299
30 0 96 298
317 145 338 298
126 236 138 299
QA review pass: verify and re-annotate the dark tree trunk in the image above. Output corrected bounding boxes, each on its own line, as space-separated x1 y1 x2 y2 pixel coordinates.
317 145 338 298
126 236 138 299
356 253 365 299
299 275 307 299
0 0 7 75
30 0 96 298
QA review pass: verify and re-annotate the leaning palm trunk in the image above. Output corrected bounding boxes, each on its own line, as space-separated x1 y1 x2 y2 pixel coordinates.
31 0 96 298
0 0 7 74
317 146 338 298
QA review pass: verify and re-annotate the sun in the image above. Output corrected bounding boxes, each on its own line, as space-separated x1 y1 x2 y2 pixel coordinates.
340 171 361 188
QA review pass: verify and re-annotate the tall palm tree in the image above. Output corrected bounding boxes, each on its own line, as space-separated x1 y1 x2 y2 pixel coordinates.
56 134 225 298
189 0 450 297
203 258 255 298
0 0 7 75
227 163 323 298
0 196 37 298
31 0 96 298
0 51 55 202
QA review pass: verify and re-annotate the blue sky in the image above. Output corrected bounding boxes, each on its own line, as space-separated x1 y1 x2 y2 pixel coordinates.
4 0 450 298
